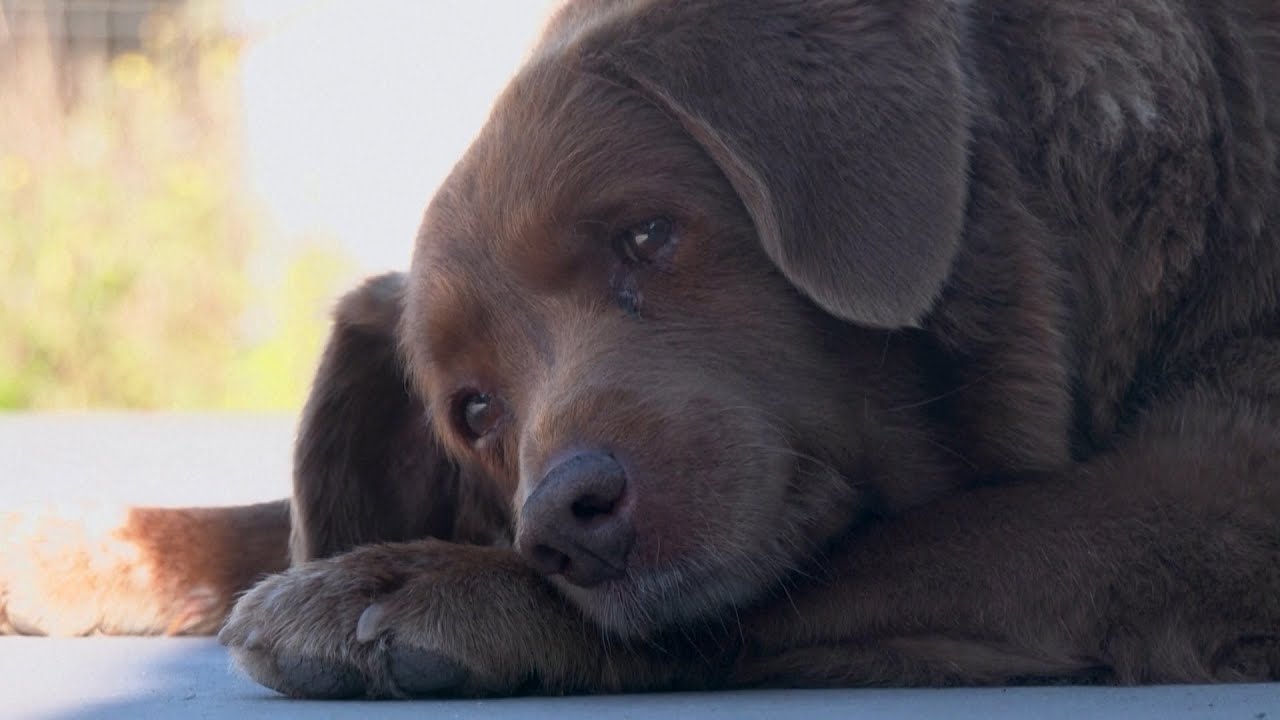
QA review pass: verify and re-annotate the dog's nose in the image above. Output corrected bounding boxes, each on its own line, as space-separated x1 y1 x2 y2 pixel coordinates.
516 451 634 588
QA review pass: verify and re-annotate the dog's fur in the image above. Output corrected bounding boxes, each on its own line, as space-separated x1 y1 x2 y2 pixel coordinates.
4 0 1280 698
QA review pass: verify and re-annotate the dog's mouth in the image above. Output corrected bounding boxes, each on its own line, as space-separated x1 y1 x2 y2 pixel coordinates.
518 507 738 637
549 555 758 638
500 379 860 637
538 445 864 639
541 462 844 638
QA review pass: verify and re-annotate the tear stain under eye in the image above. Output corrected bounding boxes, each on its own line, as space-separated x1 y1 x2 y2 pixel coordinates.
610 271 643 318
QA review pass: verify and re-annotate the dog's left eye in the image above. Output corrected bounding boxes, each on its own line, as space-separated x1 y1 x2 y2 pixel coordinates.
454 392 504 442
616 217 673 264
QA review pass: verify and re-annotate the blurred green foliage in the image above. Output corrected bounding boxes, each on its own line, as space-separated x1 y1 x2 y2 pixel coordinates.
0 5 352 410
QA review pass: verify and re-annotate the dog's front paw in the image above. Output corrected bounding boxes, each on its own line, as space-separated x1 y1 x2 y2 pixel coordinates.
218 540 586 698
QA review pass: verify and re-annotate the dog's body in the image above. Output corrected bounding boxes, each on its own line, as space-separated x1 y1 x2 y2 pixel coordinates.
3 0 1280 697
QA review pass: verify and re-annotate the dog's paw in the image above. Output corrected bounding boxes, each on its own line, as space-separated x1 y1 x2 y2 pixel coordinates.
218 540 580 698
1212 635 1280 682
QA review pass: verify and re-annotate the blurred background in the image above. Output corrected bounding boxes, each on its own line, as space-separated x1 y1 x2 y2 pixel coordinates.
1 0 559 412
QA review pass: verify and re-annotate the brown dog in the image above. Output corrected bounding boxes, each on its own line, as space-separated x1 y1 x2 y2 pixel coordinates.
4 0 1280 698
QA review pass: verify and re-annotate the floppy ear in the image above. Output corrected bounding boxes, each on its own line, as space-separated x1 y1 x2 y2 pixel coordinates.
290 273 506 564
585 1 970 328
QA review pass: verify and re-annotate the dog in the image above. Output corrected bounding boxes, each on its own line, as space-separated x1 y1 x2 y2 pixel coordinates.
3 0 1280 699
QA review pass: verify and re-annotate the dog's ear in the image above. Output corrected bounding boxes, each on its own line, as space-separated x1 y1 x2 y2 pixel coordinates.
585 1 970 328
290 273 506 564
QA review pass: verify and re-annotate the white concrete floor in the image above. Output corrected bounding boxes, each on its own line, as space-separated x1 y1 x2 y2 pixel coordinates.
4 635 1279 720
2 413 1278 719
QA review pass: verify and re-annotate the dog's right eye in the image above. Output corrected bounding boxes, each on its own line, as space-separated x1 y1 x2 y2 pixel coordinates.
615 217 673 265
453 392 503 442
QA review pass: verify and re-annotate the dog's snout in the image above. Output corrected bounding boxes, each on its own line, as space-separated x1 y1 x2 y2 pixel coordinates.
516 451 634 588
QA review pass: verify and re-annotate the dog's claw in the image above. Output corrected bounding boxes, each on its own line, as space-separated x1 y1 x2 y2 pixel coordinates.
355 603 386 643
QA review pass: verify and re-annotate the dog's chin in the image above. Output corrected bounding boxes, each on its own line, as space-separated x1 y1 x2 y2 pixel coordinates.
554 481 862 639
551 455 847 639
551 553 775 640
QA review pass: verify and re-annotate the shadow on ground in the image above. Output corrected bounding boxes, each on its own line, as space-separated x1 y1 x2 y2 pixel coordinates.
2 637 1276 720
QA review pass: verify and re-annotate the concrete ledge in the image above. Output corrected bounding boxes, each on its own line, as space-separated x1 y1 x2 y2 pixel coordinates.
2 637 1277 720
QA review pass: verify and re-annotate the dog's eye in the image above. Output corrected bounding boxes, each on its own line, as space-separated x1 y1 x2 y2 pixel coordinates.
455 392 503 441
616 217 673 264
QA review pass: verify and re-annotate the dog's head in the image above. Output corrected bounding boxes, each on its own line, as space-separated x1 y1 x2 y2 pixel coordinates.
308 0 972 638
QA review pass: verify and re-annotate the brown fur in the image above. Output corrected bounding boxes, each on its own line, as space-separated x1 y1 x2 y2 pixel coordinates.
5 0 1280 699
1 501 288 636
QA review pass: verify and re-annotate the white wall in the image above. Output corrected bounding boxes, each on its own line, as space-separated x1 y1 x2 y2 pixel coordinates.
226 0 560 274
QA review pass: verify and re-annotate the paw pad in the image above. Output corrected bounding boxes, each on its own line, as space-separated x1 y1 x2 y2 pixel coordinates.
387 646 470 695
274 653 365 699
